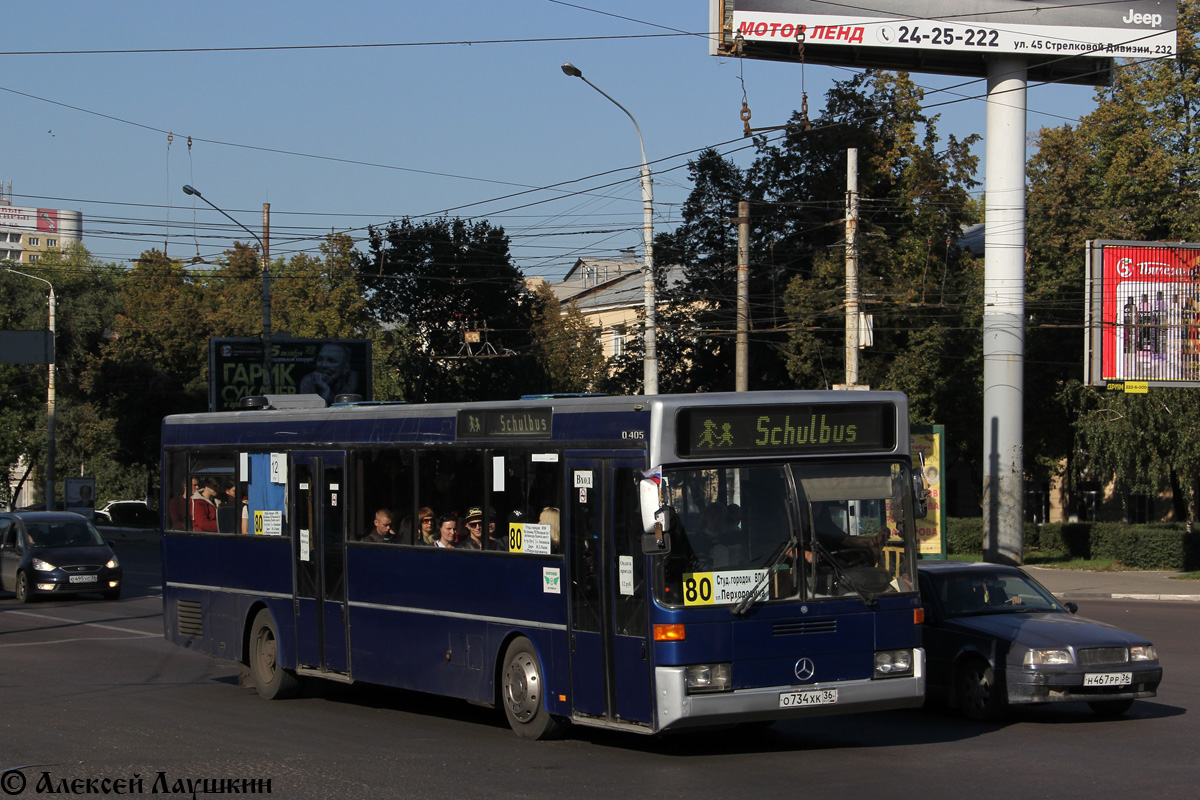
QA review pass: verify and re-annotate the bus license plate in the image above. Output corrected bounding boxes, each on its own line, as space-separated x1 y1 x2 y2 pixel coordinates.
1084 672 1131 687
69 574 98 584
779 688 838 708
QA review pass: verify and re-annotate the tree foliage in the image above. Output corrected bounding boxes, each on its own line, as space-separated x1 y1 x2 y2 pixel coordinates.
360 217 540 402
1027 0 1200 517
530 281 605 393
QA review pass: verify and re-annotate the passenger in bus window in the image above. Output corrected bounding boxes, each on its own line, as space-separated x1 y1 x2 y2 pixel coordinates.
191 478 220 533
417 507 436 545
434 514 458 548
459 506 485 549
216 479 239 533
362 509 396 543
396 515 413 544
239 490 249 535
539 507 561 553
168 479 193 530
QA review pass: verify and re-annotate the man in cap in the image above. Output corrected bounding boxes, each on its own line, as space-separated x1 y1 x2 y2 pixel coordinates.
460 506 485 550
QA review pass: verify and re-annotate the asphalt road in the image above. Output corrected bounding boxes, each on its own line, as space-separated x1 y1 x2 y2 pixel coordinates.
1 541 1196 800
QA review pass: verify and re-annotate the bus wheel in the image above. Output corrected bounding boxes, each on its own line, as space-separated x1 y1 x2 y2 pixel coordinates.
250 609 300 700
501 637 565 740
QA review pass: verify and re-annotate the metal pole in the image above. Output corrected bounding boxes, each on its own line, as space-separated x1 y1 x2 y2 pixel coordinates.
262 203 273 394
735 200 750 392
561 63 658 394
982 56 1027 565
4 268 54 509
845 148 860 388
181 185 272 393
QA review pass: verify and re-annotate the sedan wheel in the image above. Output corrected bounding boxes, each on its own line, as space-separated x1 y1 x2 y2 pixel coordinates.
15 571 33 604
957 658 1005 722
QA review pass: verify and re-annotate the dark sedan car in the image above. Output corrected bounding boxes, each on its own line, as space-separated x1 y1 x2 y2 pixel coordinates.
918 561 1161 720
0 511 123 602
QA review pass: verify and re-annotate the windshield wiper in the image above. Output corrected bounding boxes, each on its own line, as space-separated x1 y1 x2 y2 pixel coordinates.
810 537 877 607
731 533 797 616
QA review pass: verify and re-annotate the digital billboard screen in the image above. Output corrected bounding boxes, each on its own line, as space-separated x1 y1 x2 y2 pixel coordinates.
208 337 372 411
711 0 1176 83
1085 241 1200 387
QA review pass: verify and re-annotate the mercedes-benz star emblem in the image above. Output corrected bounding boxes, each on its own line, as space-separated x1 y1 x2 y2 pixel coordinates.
794 657 816 682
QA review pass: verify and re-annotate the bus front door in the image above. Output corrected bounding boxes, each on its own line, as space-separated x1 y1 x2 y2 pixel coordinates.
291 452 349 675
567 459 652 727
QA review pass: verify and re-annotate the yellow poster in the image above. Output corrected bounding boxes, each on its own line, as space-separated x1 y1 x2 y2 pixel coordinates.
911 426 946 557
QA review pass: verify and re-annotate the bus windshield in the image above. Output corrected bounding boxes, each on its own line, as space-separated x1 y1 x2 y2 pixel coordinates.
654 460 917 607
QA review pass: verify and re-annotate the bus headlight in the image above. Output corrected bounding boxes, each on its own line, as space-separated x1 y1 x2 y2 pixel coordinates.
685 663 731 693
874 649 914 678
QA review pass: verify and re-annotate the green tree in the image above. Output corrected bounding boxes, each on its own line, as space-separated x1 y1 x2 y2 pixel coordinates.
1028 0 1200 517
530 281 605 393
359 217 538 402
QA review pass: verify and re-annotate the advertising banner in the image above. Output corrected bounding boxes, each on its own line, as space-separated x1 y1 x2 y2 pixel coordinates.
911 425 946 558
1086 241 1200 386
712 1 1175 82
208 338 372 411
65 477 96 520
0 206 60 233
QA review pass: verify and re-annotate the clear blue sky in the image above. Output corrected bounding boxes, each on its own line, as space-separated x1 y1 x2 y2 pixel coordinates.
1 1 1101 280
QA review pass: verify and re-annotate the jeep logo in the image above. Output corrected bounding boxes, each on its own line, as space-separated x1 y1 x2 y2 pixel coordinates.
1122 10 1163 27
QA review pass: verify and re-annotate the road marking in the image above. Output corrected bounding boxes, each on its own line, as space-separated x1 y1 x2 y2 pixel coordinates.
1 609 159 636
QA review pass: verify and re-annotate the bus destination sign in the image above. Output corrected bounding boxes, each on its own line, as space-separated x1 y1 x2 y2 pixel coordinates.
457 408 553 440
676 403 895 458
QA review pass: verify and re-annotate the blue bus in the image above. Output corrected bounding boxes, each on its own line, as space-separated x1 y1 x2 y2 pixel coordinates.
160 390 927 738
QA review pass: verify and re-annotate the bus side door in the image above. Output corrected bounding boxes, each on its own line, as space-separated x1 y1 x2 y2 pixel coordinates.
291 451 349 675
567 458 652 726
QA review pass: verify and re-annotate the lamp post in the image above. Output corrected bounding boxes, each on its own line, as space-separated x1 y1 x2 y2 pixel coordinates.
182 185 273 394
4 267 55 509
561 62 658 395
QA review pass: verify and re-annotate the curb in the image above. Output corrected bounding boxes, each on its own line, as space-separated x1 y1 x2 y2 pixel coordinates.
1111 593 1200 602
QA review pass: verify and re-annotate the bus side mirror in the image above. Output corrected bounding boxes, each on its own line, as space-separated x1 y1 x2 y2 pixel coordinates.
639 477 672 555
642 532 671 555
913 456 929 519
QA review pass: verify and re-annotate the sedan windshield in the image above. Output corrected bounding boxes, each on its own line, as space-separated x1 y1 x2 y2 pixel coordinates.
929 571 1064 617
653 461 917 607
25 520 106 548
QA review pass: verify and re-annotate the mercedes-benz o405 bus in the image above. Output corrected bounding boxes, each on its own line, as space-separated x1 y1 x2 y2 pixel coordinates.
161 390 927 738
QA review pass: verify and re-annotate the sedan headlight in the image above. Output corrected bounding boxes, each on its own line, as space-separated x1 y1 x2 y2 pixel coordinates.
1130 645 1158 662
32 558 57 572
1023 648 1074 666
106 556 120 569
874 649 914 678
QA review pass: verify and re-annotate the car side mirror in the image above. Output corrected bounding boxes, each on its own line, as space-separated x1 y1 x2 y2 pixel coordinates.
1064 601 1078 614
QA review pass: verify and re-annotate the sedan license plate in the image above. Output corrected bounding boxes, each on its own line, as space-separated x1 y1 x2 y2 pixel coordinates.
1084 672 1132 687
779 688 838 708
68 574 98 584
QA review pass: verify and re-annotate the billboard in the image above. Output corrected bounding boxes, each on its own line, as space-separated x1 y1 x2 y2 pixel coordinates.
208 337 372 411
0 206 60 233
1085 241 1200 387
711 0 1176 84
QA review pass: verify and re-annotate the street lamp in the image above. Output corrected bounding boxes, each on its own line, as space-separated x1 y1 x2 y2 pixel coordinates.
4 267 55 510
561 62 658 395
182 184 273 394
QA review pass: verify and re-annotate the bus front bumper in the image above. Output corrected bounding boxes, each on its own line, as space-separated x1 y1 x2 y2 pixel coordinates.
654 652 925 732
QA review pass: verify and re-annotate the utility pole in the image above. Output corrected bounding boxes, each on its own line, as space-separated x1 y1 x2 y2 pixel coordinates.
735 200 750 392
844 148 860 388
262 202 272 393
